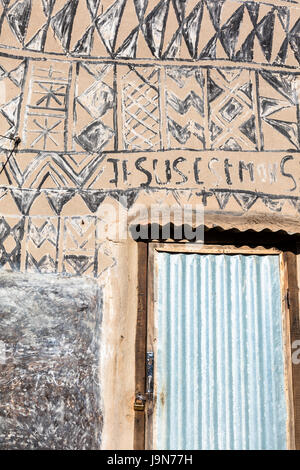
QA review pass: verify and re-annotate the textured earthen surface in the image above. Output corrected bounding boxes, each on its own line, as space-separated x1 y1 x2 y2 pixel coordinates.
0 271 102 450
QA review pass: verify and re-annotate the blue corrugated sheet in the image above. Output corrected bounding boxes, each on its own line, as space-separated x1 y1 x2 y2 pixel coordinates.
155 253 287 450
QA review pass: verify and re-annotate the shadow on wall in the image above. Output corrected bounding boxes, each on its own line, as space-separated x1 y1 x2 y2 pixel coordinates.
0 271 103 450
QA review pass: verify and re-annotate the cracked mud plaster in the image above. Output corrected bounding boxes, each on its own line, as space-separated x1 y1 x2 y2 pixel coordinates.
0 271 102 450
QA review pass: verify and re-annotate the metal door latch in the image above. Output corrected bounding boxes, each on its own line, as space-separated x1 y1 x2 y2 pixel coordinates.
146 351 154 398
134 393 146 411
134 352 154 412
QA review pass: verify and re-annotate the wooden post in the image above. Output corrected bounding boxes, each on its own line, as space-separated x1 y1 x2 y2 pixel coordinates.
134 242 148 450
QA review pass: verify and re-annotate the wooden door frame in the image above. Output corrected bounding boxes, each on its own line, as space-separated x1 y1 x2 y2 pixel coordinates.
134 241 148 450
134 239 300 450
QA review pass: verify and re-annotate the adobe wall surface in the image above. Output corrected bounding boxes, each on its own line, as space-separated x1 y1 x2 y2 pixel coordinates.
0 0 299 449
0 271 102 450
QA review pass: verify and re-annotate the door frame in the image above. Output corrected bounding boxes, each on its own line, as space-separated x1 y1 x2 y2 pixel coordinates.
134 240 300 450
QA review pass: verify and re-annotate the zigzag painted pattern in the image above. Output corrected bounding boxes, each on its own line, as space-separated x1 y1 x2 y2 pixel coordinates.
0 0 298 68
165 67 206 149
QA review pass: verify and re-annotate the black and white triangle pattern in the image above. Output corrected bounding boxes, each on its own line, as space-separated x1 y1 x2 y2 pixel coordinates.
0 0 299 67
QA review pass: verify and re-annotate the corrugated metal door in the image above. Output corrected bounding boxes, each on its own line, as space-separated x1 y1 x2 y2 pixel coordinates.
152 252 288 450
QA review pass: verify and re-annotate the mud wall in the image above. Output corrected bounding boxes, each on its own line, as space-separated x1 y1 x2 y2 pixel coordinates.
0 0 299 450
0 271 102 450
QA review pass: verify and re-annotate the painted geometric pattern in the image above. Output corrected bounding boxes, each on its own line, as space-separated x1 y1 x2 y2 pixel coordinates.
0 56 27 149
0 1 298 282
63 216 98 277
0 1 299 68
0 210 100 277
0 178 299 280
0 151 106 192
0 215 24 271
121 65 161 151
74 62 116 152
0 187 298 278
258 70 300 150
0 151 300 217
0 52 298 154
26 216 59 273
22 60 71 151
0 51 300 156
208 68 257 151
165 66 206 149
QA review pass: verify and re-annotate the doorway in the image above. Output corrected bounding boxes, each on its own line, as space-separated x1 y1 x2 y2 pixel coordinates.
134 238 300 450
